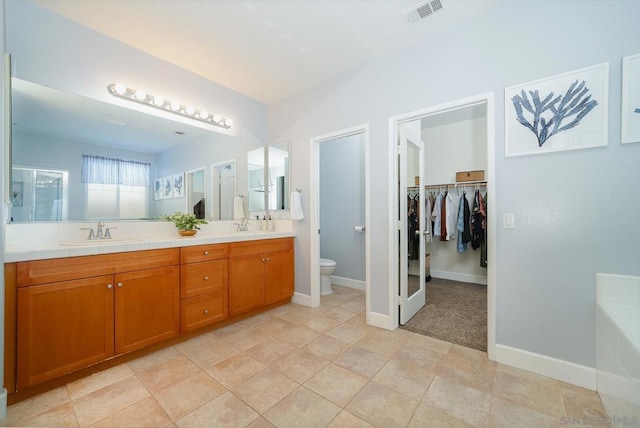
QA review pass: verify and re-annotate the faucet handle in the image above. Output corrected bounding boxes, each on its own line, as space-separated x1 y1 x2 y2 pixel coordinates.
80 227 97 240
104 228 112 239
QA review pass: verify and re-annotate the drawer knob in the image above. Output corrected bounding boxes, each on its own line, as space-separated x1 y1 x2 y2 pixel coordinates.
265 257 270 262
204 250 209 255
204 276 209 281
203 309 209 315
107 283 113 290
117 282 123 288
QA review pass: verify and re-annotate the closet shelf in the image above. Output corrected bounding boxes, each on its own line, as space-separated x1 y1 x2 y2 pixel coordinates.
408 180 487 190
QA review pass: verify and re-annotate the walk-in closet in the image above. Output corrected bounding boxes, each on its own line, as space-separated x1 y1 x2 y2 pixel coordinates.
401 103 489 352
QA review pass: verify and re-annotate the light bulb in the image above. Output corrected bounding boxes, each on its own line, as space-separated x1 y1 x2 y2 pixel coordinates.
113 84 127 95
198 110 209 120
170 101 181 111
212 114 222 123
185 106 196 116
224 118 233 128
134 90 147 101
153 96 165 107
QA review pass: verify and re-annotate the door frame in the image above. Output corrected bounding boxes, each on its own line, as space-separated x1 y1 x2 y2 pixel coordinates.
310 124 370 311
388 93 496 359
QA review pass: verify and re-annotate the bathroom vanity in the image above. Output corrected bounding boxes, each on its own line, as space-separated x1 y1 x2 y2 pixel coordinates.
3 232 294 401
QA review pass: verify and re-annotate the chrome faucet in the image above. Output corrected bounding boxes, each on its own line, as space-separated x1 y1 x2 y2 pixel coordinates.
234 218 249 232
96 222 104 239
81 222 112 240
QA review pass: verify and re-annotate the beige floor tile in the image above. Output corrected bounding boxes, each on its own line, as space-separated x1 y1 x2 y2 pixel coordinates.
263 303 296 317
422 376 492 428
356 330 408 358
326 324 370 344
321 294 351 305
231 368 299 413
223 326 271 350
276 324 320 347
346 381 419 428
406 332 453 354
338 300 365 314
373 359 435 401
247 416 276 427
66 364 135 400
489 397 561 428
127 346 182 373
238 312 273 328
270 348 329 383
561 387 609 420
246 337 298 364
323 307 358 323
273 309 315 325
176 335 241 369
493 371 564 419
18 402 78 428
342 312 369 328
303 334 352 361
304 363 368 407
435 351 496 393
89 396 172 428
3 386 70 426
153 371 226 419
293 304 332 316
253 318 299 337
263 386 341 428
207 353 267 389
208 320 247 340
327 410 373 428
176 391 259 428
72 375 150 427
408 403 473 428
495 362 559 388
137 354 204 393
334 346 388 378
303 315 341 333
392 341 446 369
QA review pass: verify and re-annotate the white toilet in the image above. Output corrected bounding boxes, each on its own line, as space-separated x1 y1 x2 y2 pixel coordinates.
319 258 337 296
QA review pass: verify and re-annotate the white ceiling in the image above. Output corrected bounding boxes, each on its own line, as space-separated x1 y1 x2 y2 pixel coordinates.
32 0 505 104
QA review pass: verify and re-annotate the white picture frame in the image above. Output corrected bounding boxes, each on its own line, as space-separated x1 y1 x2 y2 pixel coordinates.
505 62 608 157
162 176 172 199
622 53 640 144
172 172 185 198
153 177 163 201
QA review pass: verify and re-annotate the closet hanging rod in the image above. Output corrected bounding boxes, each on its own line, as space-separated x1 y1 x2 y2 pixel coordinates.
407 180 487 190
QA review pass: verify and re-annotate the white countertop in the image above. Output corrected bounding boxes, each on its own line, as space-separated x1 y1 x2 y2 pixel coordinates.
5 225 295 263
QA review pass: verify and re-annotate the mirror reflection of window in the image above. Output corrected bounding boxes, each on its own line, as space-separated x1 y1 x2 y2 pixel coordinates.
268 142 289 211
247 147 265 212
10 167 68 222
211 162 235 220
187 168 206 219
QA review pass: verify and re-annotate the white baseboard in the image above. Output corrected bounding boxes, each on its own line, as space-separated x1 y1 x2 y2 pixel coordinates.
494 344 597 390
331 276 365 291
431 269 487 285
291 292 312 307
367 311 391 330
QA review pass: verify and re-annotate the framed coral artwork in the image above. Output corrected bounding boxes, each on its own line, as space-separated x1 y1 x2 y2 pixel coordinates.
172 173 185 198
622 53 640 144
505 62 608 157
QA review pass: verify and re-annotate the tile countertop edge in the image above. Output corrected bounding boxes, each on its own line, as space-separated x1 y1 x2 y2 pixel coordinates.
5 231 296 262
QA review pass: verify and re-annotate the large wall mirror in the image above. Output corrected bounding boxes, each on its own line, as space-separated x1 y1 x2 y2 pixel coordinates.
9 77 260 223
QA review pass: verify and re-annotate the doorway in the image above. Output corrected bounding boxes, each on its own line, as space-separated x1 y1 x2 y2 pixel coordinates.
389 93 496 358
310 125 370 313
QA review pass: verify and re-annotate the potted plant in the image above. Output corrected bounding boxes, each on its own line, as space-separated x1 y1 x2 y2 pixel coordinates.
162 211 208 237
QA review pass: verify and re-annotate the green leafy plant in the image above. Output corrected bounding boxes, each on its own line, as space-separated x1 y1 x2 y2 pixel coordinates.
161 212 208 231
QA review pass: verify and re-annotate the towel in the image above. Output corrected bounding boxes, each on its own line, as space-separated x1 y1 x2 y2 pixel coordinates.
233 196 245 220
290 191 304 220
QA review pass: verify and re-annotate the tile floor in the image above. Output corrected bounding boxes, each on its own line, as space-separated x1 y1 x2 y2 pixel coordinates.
1 286 609 427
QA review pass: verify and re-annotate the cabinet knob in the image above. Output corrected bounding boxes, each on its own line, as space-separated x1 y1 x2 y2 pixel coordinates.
204 250 209 255
117 282 123 288
107 283 113 290
265 257 270 262
204 276 209 281
203 309 209 315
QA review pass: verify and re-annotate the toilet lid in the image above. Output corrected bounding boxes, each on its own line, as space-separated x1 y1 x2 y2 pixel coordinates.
319 258 336 267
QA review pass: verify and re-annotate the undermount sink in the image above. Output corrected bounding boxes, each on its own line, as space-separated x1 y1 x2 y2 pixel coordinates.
59 237 142 246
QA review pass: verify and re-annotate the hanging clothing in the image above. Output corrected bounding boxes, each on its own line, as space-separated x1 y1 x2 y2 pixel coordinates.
440 191 447 241
480 193 488 268
408 194 420 260
456 192 467 253
463 192 472 243
445 191 456 241
425 193 433 243
431 192 443 237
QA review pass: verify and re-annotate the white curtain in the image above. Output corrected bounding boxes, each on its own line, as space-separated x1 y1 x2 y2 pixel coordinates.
81 155 150 187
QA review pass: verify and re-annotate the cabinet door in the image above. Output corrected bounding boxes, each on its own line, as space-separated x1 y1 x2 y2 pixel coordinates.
17 276 114 389
114 266 179 355
228 254 264 317
263 249 294 305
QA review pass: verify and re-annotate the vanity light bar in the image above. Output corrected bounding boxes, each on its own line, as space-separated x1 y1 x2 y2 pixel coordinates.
107 83 232 129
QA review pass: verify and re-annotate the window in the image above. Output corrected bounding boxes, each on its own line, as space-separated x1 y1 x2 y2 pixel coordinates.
82 155 150 219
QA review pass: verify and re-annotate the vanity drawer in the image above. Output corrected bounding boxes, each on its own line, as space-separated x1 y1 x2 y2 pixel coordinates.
181 290 228 333
180 244 228 264
181 260 228 299
228 238 292 258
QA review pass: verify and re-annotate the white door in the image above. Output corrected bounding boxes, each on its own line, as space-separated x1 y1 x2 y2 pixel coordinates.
399 126 426 325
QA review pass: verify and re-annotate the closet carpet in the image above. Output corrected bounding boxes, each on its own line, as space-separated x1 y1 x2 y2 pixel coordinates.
401 277 487 352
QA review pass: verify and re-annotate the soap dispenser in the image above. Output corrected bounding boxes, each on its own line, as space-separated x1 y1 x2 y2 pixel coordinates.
268 215 274 231
262 215 267 231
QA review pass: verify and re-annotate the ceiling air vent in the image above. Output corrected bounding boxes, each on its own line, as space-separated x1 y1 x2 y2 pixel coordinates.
403 0 444 24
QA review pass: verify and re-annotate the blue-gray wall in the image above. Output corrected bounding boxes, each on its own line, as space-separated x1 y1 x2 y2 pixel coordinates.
269 1 640 367
319 134 365 282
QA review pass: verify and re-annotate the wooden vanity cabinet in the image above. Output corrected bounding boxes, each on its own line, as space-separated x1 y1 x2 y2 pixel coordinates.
180 244 229 332
14 249 179 389
228 238 294 317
